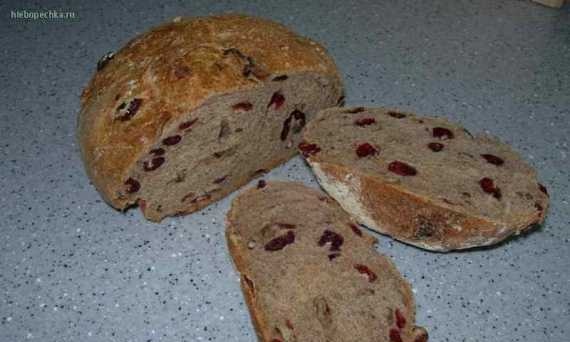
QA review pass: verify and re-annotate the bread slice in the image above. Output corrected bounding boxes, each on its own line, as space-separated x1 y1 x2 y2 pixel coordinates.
226 181 428 342
77 14 343 221
300 107 549 251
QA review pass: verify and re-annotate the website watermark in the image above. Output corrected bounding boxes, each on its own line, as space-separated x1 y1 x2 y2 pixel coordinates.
10 9 78 22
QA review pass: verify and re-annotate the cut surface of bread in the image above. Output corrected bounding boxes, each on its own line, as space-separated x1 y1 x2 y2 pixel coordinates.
300 107 549 251
78 14 343 221
226 181 428 342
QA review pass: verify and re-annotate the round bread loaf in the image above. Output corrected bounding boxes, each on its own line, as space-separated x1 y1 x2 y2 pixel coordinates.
77 14 343 221
300 107 549 251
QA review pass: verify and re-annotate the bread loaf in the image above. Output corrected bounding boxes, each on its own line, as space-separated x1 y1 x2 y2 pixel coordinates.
300 107 549 251
226 181 428 342
78 14 343 221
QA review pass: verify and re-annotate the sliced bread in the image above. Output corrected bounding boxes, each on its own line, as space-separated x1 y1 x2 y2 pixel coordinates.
226 181 428 342
300 107 549 251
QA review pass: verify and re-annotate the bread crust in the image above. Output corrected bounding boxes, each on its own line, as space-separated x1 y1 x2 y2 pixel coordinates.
78 14 342 209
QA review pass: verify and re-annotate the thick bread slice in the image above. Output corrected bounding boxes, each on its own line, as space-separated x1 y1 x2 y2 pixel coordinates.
300 107 549 251
78 14 343 221
226 181 428 342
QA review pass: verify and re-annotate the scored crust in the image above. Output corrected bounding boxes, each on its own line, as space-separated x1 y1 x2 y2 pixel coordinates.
226 181 428 342
300 107 549 251
77 14 342 212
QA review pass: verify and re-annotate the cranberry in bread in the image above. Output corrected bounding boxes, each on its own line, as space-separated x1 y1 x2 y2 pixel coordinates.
226 181 428 342
77 14 343 221
300 107 549 251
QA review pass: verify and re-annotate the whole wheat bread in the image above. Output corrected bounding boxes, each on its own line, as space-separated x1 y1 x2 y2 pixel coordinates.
226 181 428 342
78 14 343 221
300 107 549 251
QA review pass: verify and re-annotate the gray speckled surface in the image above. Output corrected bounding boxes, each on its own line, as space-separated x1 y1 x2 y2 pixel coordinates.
1 0 569 341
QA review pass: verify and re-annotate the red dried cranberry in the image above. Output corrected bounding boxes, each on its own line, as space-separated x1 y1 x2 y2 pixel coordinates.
149 148 165 156
268 91 285 110
354 264 377 282
143 157 165 171
388 161 417 176
354 117 376 126
538 183 548 196
427 142 444 152
346 107 365 114
264 231 295 251
232 102 253 111
270 339 282 342
389 328 403 342
318 230 344 252
432 127 454 140
414 333 428 342
349 223 363 237
328 253 340 261
356 143 379 157
124 178 140 193
213 175 227 184
387 111 406 119
298 142 321 157
178 118 198 130
272 75 288 82
285 320 294 330
395 309 406 329
257 180 267 189
481 154 504 166
117 98 143 121
162 135 182 146
479 177 502 200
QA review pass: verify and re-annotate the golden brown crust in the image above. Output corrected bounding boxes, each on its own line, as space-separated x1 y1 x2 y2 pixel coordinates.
78 14 341 209
312 161 545 251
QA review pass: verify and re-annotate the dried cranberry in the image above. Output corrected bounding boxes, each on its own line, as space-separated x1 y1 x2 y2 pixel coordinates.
395 309 406 329
318 230 344 252
257 180 267 189
388 161 417 176
356 143 379 158
538 183 548 196
354 264 377 282
346 107 365 114
264 231 295 251
389 328 403 342
479 177 502 200
117 98 143 121
124 178 140 193
387 111 406 119
285 320 294 330
162 135 182 146
432 127 454 140
328 253 340 261
179 118 198 130
143 157 165 171
272 75 288 82
349 223 363 237
97 52 114 71
213 175 227 184
427 142 444 152
298 142 321 157
354 117 376 126
280 116 292 141
414 333 428 342
481 154 504 166
149 148 165 156
232 102 253 111
268 91 285 110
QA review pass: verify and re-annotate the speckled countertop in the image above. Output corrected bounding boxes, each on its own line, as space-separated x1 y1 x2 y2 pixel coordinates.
1 0 569 341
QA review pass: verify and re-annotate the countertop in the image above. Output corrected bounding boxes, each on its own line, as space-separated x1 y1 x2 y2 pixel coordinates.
1 0 569 341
